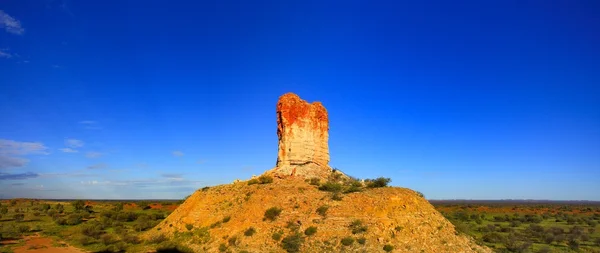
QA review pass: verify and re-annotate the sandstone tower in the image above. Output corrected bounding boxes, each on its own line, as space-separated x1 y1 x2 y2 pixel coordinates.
268 93 333 179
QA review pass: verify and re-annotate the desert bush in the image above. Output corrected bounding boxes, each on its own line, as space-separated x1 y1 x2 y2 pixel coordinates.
383 244 394 252
365 177 391 188
343 180 363 193
341 237 354 246
222 216 231 223
185 223 193 231
357 237 366 245
122 234 141 244
258 175 273 184
100 234 118 245
304 226 317 236
17 224 29 233
228 236 237 246
12 213 24 222
247 178 259 185
350 220 368 234
218 243 227 252
318 182 343 192
80 223 104 239
281 232 304 253
244 227 256 236
316 205 329 217
156 241 194 253
77 235 96 246
0 206 8 214
264 207 282 221
272 230 283 241
331 192 343 201
309 178 320 185
147 233 167 244
482 232 504 243
193 227 211 244
72 200 85 211
66 213 83 225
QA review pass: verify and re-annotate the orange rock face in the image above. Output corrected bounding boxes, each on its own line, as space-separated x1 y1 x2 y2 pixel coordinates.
271 93 331 178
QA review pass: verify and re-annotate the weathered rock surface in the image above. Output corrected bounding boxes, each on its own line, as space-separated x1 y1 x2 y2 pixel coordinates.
267 93 333 179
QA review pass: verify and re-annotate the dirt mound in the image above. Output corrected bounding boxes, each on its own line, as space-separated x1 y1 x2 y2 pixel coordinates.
147 178 490 253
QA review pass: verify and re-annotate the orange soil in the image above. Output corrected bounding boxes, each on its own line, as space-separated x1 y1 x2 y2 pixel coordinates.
11 235 86 253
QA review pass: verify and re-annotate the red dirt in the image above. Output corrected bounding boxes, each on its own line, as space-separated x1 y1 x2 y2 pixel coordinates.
11 235 86 253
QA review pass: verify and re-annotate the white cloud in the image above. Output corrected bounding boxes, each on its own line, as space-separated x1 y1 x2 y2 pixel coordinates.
0 139 48 156
86 163 106 170
78 120 102 130
172 151 184 157
0 156 28 169
0 10 24 35
86 152 102 158
59 148 78 153
0 49 12 58
65 139 84 148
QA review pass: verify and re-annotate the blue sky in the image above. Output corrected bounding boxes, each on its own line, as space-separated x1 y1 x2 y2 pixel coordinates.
1 1 599 200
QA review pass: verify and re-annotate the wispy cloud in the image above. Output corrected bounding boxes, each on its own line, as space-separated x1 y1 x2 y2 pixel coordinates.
0 10 24 35
65 139 84 148
0 139 48 156
0 172 38 180
172 151 184 157
0 139 48 169
59 148 78 153
39 170 98 179
0 156 28 169
79 120 102 130
86 163 106 170
161 173 184 181
0 49 12 58
86 152 103 158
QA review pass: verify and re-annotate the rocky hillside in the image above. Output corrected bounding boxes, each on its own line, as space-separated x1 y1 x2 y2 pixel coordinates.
146 176 489 253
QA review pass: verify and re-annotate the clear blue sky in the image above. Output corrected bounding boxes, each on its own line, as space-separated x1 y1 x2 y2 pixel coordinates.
1 1 599 200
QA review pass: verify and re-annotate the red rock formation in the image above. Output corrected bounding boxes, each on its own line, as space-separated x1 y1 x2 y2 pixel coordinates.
269 93 332 178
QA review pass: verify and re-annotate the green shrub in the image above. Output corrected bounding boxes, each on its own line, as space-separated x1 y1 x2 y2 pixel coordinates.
272 230 283 241
156 241 194 253
222 216 231 223
344 180 363 193
304 226 317 236
185 223 194 231
350 220 367 234
17 224 29 233
80 224 103 239
394 226 403 232
147 233 167 244
383 244 394 252
66 213 83 225
341 237 354 246
309 178 320 186
264 207 282 221
357 237 366 244
258 175 274 184
77 235 96 246
244 227 256 236
331 192 343 201
316 205 329 216
72 200 85 211
100 234 118 245
218 243 227 252
228 236 237 246
318 182 343 192
12 213 24 222
281 232 304 253
365 177 391 188
416 191 424 198
247 178 259 185
194 227 211 244
122 234 141 244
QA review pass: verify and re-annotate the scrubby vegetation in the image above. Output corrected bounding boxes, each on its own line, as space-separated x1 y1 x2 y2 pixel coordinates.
264 206 283 221
0 199 177 252
433 200 600 252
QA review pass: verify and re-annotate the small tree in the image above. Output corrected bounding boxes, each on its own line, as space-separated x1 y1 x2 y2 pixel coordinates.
72 200 85 211
281 232 304 253
304 226 317 236
365 177 391 188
